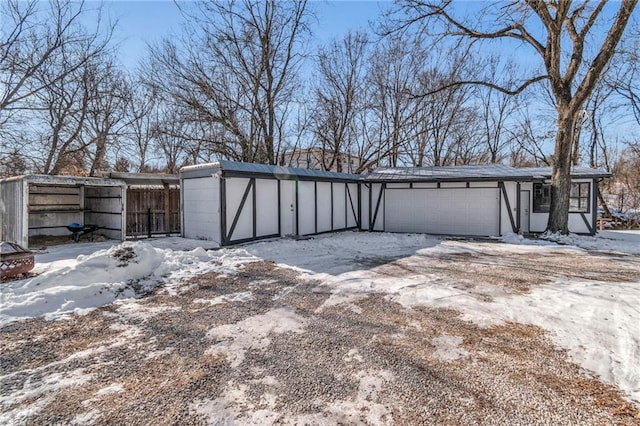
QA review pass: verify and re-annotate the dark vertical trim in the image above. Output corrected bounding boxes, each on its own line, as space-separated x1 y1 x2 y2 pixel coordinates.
251 178 257 238
314 181 318 234
368 184 372 231
344 182 349 228
466 182 470 188
409 182 413 189
499 182 517 233
277 179 281 236
498 189 502 236
357 183 362 230
580 212 594 235
295 179 299 236
437 182 441 189
226 178 254 242
220 177 227 245
516 182 521 231
591 179 598 235
371 183 385 231
330 182 334 231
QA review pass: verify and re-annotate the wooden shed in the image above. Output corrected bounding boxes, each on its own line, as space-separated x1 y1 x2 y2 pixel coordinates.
0 175 127 248
180 161 362 245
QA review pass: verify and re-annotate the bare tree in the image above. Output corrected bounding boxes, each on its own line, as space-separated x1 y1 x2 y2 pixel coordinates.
0 0 111 126
368 35 427 167
147 0 310 165
389 0 638 234
310 31 369 172
81 60 131 175
410 59 477 167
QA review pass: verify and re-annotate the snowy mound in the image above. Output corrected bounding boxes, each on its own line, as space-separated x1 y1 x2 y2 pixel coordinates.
0 242 213 324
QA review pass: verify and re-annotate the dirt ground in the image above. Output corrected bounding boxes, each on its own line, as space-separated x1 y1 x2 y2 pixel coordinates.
1 247 640 425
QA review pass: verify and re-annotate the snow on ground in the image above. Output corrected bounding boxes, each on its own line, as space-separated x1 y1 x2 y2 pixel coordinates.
1 230 639 404
0 238 256 325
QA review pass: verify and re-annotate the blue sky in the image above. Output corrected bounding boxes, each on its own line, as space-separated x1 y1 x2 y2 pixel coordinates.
103 1 389 70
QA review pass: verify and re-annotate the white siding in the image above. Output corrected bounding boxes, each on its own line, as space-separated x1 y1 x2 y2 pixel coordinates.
440 182 467 188
297 181 315 235
255 179 279 237
316 182 332 233
332 183 346 230
182 176 220 242
413 182 438 189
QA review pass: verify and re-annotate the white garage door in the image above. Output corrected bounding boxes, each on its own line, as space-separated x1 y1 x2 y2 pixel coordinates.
385 188 500 236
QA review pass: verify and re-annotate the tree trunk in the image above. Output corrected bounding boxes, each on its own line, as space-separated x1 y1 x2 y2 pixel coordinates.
547 110 578 234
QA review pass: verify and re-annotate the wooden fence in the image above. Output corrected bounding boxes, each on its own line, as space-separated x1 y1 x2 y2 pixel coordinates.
126 186 180 237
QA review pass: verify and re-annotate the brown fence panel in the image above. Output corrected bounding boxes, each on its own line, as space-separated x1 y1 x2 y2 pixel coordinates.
126 186 180 237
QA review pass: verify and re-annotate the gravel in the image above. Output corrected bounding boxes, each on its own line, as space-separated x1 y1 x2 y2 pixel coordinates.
1 258 639 425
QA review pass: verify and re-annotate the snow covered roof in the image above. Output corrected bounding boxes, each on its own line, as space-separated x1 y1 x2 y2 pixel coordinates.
365 164 611 182
180 161 611 183
97 171 179 186
180 160 363 182
0 174 127 187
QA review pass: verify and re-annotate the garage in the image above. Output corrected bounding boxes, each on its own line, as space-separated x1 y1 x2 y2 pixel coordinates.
384 187 500 236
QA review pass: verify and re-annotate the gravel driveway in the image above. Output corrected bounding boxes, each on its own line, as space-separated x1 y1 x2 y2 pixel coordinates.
1 243 639 425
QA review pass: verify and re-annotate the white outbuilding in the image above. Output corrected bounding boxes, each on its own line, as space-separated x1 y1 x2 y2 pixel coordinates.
180 161 362 245
361 164 610 236
180 162 610 246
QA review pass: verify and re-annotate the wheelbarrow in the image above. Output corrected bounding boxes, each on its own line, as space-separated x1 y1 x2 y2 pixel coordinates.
67 223 100 243
1 241 35 279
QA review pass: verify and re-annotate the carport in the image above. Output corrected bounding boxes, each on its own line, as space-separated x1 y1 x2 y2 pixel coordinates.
0 175 126 248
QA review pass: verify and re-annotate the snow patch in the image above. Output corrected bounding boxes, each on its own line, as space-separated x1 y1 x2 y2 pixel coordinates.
205 308 307 368
194 291 254 306
190 381 280 425
292 370 394 425
431 334 469 361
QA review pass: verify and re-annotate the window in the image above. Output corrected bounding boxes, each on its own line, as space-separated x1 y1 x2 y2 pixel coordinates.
533 183 551 212
533 182 590 213
570 182 590 213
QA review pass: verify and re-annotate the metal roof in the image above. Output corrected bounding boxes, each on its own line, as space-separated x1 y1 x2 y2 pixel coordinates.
180 161 363 182
180 161 611 183
364 164 611 182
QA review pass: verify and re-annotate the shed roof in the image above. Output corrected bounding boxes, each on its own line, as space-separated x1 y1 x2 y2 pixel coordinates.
180 160 363 182
0 174 127 187
97 171 179 186
365 164 611 182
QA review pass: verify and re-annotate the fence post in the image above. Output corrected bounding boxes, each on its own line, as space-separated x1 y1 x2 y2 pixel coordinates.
164 183 171 236
147 207 152 238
